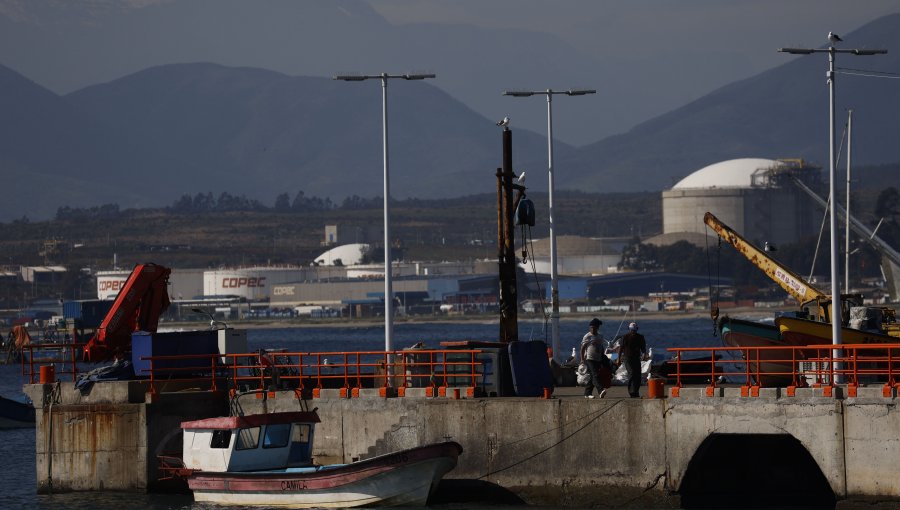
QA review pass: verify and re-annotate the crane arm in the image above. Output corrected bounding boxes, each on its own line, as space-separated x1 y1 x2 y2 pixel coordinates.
83 263 171 362
703 212 828 305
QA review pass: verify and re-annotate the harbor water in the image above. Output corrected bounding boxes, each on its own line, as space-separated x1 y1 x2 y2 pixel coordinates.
0 317 723 509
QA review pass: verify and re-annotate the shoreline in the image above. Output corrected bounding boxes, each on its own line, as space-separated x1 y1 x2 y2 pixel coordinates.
162 306 788 331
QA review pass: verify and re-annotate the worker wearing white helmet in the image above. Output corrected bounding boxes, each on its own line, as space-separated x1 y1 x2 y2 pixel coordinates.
620 322 648 398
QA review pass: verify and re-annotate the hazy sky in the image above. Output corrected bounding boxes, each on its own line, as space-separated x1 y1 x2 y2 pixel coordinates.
2 0 898 145
368 0 898 142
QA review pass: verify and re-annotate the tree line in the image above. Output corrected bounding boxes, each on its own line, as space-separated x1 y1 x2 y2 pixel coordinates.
53 191 391 220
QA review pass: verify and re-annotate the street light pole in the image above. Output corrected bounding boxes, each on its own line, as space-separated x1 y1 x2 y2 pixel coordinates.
845 109 853 291
778 37 885 359
334 72 436 353
503 88 596 361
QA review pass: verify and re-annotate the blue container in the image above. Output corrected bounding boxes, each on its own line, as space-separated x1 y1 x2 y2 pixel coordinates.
81 300 114 328
63 301 83 320
63 300 115 328
131 330 219 377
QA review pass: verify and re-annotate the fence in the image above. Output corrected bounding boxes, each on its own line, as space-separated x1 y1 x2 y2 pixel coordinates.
667 343 900 394
141 349 486 397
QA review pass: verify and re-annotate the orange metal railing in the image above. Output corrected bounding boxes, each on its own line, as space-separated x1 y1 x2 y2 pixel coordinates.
20 342 84 383
667 343 900 391
140 349 487 396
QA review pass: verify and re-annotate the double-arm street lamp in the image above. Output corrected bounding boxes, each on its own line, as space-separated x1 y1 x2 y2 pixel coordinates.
334 72 436 353
778 35 885 353
503 88 596 360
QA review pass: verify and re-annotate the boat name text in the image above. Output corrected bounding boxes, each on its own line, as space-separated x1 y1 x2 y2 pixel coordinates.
281 480 309 491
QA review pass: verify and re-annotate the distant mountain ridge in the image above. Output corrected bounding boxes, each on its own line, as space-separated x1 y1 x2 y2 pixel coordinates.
1 61 564 220
3 13 900 221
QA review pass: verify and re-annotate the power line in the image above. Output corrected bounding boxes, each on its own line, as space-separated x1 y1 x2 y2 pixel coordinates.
836 67 900 79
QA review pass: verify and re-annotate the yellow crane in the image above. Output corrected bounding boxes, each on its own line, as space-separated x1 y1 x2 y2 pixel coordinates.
703 211 860 325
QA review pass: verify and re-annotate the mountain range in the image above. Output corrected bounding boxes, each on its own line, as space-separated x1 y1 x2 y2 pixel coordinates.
2 8 900 221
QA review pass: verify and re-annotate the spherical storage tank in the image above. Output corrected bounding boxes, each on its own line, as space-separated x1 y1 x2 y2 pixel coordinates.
661 158 822 246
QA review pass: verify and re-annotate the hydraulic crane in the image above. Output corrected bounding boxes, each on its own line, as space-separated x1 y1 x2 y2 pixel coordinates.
83 263 172 362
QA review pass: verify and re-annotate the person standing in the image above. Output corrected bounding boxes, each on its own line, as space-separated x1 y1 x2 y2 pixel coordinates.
620 322 647 398
580 317 611 399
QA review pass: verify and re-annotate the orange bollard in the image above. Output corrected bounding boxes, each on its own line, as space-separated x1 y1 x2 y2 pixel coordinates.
647 378 665 398
542 387 552 399
39 365 55 384
452 388 461 399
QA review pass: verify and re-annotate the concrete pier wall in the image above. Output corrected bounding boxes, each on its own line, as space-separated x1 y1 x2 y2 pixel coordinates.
25 382 900 506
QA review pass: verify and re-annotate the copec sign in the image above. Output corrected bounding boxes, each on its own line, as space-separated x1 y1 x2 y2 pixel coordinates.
221 277 266 289
97 276 128 300
203 269 303 299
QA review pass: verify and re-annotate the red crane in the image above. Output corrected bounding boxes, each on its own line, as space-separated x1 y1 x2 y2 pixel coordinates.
83 263 172 362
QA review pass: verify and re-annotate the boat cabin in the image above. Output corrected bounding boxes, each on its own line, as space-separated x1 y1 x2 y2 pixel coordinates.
181 411 320 472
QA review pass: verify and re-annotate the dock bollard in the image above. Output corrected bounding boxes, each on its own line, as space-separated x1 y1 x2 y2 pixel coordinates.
647 377 665 398
40 365 56 384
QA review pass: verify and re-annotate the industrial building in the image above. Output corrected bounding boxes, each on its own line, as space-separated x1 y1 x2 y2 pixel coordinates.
522 235 627 275
661 158 824 247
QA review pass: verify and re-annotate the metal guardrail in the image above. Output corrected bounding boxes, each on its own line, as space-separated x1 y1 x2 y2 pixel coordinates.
667 343 900 393
20 342 84 383
141 349 486 396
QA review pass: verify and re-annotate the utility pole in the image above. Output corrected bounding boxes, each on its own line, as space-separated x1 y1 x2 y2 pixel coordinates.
497 126 524 342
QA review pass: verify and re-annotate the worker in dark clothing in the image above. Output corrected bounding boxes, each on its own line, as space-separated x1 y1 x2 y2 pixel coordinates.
620 322 647 398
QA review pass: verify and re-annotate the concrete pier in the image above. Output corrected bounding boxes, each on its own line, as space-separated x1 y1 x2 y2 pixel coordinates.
25 382 900 507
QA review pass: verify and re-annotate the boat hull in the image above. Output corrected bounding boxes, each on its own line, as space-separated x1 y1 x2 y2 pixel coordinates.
776 317 899 383
188 441 462 508
718 316 794 386
0 396 35 429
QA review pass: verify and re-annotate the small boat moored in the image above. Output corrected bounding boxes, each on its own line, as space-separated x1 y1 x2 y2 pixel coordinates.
162 407 462 507
0 395 36 429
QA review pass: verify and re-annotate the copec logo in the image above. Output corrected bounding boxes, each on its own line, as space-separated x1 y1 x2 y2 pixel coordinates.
221 276 267 289
98 279 127 292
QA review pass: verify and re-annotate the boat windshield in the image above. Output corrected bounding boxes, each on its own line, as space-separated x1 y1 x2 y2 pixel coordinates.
236 427 260 450
263 423 291 449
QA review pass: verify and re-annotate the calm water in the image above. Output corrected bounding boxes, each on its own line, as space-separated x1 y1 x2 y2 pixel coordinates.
0 317 722 509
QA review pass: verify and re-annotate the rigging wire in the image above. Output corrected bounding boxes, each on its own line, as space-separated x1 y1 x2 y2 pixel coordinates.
522 222 550 343
808 118 848 281
705 228 719 336
836 67 900 79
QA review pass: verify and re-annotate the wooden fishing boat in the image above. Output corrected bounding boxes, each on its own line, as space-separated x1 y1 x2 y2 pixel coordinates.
165 410 462 507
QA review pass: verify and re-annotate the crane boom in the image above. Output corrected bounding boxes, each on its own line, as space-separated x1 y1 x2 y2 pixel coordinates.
83 263 172 362
703 212 828 305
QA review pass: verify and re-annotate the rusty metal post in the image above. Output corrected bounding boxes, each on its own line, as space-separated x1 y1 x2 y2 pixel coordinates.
498 128 519 342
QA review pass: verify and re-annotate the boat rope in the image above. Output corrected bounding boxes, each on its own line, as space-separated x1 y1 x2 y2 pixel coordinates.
43 379 61 492
705 230 721 337
476 401 622 479
522 224 550 343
